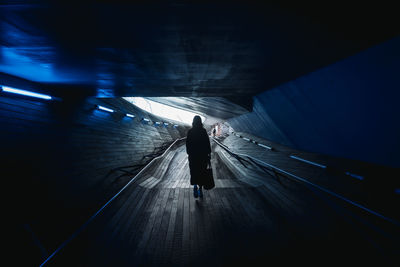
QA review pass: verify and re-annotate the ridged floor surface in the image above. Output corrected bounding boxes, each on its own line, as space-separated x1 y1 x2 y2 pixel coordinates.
48 142 397 266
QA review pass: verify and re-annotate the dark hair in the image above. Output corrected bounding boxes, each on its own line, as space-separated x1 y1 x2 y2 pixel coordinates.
192 115 203 128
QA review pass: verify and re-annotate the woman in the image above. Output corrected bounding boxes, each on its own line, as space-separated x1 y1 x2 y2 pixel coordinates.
186 115 211 198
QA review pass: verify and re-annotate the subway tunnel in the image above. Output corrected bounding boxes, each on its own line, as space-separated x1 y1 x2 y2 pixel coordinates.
1 1 400 266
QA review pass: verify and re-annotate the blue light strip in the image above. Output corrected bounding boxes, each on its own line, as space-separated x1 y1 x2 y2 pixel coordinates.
290 155 327 169
1 86 52 100
345 172 364 181
126 113 135 118
173 124 178 128
97 105 114 113
142 118 150 122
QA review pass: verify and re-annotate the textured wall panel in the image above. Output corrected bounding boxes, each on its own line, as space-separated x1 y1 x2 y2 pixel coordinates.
228 36 400 167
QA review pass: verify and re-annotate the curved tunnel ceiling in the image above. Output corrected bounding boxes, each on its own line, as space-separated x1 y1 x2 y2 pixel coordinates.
1 1 399 105
146 97 251 120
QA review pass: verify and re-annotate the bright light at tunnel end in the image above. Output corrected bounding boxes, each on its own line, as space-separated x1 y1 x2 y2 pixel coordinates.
1 85 52 100
123 97 206 125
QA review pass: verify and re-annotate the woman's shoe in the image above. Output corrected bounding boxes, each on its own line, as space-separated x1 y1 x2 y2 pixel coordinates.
193 186 198 198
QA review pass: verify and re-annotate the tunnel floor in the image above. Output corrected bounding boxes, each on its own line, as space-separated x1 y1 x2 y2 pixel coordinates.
48 143 396 266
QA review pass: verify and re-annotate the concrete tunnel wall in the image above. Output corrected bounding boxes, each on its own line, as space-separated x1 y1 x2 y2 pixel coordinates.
1 94 186 251
228 36 400 168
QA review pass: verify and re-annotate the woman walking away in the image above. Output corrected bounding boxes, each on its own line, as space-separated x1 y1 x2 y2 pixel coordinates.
186 115 211 198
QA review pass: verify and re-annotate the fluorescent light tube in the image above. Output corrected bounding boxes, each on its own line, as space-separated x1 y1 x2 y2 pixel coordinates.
97 105 114 112
1 86 52 100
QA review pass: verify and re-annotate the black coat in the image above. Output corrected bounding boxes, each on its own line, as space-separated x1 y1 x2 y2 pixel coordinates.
186 126 211 185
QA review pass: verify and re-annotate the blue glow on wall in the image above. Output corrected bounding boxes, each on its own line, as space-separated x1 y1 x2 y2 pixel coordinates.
0 45 92 84
0 46 56 82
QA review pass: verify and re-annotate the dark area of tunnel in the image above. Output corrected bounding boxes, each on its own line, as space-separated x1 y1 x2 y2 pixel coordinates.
1 1 400 266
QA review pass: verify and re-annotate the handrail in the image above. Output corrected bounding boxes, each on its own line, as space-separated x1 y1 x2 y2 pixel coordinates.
232 131 272 150
212 137 400 227
231 132 367 179
40 137 186 267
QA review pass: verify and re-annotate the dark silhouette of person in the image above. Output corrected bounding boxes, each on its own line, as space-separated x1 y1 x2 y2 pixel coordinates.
186 115 211 198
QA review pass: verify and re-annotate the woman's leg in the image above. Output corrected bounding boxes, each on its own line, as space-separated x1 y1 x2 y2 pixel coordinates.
193 185 198 198
198 185 203 198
